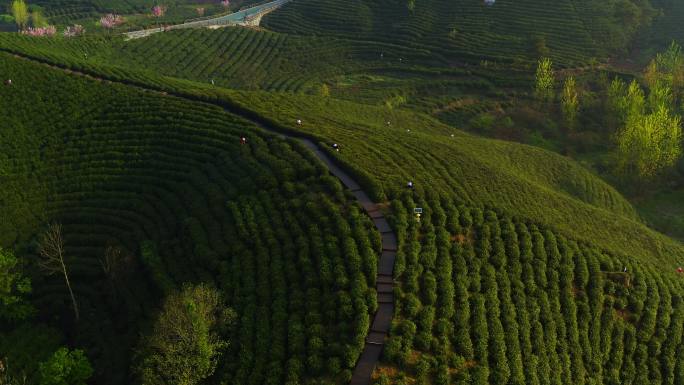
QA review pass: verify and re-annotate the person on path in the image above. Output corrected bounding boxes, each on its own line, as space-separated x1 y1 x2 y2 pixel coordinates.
297 119 302 125
407 181 414 189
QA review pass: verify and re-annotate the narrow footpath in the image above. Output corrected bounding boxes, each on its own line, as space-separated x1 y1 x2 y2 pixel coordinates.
4 52 397 385
296 140 397 385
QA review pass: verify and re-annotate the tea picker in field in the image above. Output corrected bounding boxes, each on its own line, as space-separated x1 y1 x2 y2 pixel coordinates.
240 137 247 145
4 79 11 86
332 143 339 152
407 181 414 189
297 119 302 125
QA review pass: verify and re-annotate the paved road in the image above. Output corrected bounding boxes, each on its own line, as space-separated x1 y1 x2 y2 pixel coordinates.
7 51 395 385
124 0 291 39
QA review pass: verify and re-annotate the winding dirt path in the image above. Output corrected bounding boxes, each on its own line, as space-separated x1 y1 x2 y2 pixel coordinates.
3 51 395 385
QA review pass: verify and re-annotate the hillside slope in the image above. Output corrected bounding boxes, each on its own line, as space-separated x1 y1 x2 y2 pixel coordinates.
4 28 684 385
0 52 379 384
263 0 656 66
0 38 680 264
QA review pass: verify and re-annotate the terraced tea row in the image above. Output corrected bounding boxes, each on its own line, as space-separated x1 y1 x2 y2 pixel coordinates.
224 91 684 267
4 44 681 267
263 0 650 66
0 28 443 93
380 194 684 384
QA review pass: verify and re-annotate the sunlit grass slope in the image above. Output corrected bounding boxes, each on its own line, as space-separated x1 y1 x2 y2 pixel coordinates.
225 90 684 266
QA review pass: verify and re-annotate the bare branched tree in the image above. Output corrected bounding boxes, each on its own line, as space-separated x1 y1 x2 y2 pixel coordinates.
100 245 121 280
38 223 79 321
100 244 132 300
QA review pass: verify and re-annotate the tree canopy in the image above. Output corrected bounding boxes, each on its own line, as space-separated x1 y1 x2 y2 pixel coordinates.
10 0 28 29
136 284 234 385
534 57 554 104
0 247 33 322
37 348 93 385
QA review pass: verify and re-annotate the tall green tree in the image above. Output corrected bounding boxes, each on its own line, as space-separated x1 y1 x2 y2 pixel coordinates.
534 57 554 104
625 80 646 120
648 81 674 111
561 76 579 130
0 247 33 322
30 10 47 28
607 77 628 130
616 100 682 179
136 284 234 385
10 0 28 29
656 41 684 94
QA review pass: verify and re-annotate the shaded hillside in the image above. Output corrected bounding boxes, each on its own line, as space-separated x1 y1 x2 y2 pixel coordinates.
0 53 379 384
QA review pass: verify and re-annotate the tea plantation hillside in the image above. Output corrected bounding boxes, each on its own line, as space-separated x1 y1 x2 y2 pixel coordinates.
382 192 684 385
262 0 657 66
225 90 684 266
1 41 682 263
216 91 684 383
4 8 684 384
0 30 448 93
0 53 380 384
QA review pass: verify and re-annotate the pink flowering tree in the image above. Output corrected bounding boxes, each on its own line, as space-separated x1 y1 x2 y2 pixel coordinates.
22 25 56 36
151 5 166 29
196 7 205 16
221 0 230 10
100 14 124 31
152 5 166 17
